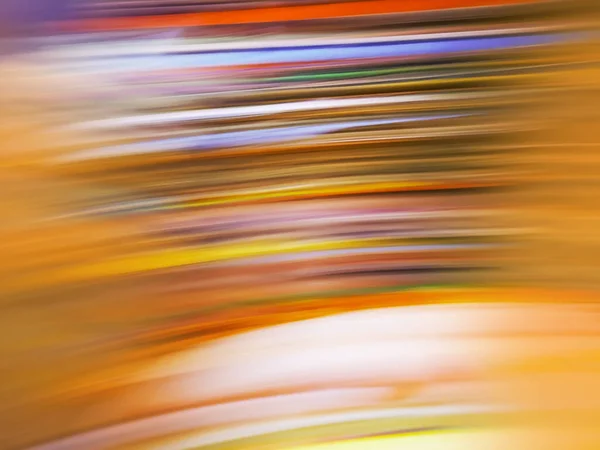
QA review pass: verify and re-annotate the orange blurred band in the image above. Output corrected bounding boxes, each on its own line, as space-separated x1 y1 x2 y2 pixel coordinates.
67 0 548 31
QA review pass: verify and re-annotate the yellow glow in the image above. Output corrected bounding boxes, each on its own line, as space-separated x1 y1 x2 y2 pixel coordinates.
287 429 496 450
